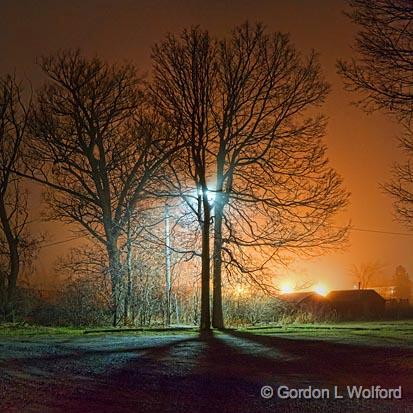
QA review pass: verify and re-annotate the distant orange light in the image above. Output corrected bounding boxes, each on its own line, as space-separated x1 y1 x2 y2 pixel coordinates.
234 285 246 295
313 283 329 296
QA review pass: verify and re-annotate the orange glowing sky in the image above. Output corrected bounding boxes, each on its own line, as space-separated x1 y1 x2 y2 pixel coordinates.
1 0 411 288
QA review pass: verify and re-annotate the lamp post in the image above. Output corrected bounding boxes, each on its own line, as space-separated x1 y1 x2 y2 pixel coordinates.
164 203 172 326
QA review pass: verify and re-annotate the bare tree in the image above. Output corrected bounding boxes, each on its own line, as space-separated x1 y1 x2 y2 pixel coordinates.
210 23 348 327
349 261 386 289
392 264 411 300
152 24 349 330
21 50 181 325
385 126 413 229
0 75 39 320
151 29 217 330
338 0 413 118
55 244 113 324
337 0 413 229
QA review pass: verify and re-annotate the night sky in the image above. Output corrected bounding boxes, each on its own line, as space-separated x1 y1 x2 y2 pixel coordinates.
1 0 411 288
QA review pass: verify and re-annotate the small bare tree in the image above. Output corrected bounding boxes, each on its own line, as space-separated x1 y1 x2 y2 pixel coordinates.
349 261 386 289
392 265 411 300
0 75 39 320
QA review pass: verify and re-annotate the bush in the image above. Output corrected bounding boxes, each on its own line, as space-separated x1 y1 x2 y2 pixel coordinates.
27 278 111 327
223 294 338 326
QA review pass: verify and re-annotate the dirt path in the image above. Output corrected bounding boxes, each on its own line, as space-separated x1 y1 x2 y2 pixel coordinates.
0 331 411 412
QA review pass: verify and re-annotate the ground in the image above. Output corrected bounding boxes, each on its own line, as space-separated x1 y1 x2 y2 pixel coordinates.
0 322 412 412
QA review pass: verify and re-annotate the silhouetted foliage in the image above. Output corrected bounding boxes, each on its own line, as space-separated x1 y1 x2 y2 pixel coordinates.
349 261 386 289
152 23 349 329
338 0 413 229
392 265 412 300
21 50 181 325
0 75 42 321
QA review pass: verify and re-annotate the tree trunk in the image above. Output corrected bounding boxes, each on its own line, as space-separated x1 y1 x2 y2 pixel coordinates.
6 243 19 322
0 269 5 318
107 238 122 327
212 144 226 329
200 195 211 331
212 200 225 329
174 293 180 324
0 199 19 322
124 219 132 325
164 204 172 326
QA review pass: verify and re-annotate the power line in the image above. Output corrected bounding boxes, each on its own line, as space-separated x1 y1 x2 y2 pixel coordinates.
40 235 87 248
339 226 413 237
14 217 44 230
23 218 43 226
35 221 413 250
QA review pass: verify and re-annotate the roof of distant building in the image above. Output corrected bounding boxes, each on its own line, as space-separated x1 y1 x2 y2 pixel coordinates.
327 289 385 302
279 291 325 305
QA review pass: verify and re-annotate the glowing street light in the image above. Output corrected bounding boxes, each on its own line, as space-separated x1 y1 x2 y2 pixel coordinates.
188 186 216 210
197 186 215 204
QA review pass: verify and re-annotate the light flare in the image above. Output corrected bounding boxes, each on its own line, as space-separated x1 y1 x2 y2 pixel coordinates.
280 281 294 294
313 283 329 296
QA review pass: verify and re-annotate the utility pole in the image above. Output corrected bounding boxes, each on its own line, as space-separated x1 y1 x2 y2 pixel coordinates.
124 212 133 325
164 203 172 326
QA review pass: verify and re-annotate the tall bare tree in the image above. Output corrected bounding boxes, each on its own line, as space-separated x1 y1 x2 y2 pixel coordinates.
151 29 217 330
337 0 413 229
21 50 180 325
152 24 349 330
0 75 36 320
210 23 348 327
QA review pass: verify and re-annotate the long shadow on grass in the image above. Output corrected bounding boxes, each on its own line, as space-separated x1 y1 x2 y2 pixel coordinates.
48 332 285 413
0 335 197 367
222 329 413 392
2 331 412 413
45 331 413 412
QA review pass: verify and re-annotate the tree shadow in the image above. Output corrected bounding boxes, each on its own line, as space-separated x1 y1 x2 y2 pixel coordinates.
1 331 412 413
222 329 413 389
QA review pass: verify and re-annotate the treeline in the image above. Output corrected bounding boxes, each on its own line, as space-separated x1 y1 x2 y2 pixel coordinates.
4 20 384 329
14 281 336 328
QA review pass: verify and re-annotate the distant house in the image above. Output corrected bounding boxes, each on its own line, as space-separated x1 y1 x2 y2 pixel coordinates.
279 291 330 313
370 286 396 300
326 289 385 319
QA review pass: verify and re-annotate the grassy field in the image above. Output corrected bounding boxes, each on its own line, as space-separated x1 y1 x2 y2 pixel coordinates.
1 320 412 348
0 324 85 336
243 320 413 347
1 321 411 412
0 323 198 337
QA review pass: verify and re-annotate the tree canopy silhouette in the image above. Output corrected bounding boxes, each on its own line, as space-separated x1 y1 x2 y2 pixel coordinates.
152 23 349 330
338 0 413 229
20 50 181 325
